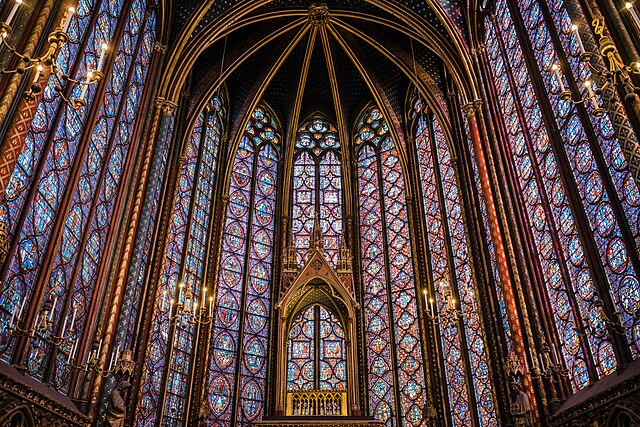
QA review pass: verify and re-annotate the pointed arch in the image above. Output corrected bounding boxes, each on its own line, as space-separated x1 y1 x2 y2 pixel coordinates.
292 114 344 266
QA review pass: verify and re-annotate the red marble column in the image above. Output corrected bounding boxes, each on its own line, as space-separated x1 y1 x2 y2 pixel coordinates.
464 101 539 418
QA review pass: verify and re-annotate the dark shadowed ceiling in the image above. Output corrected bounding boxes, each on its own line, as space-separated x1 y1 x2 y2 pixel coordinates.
169 0 473 142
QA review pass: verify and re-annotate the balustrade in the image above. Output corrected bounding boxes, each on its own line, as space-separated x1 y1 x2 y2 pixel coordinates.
286 390 348 416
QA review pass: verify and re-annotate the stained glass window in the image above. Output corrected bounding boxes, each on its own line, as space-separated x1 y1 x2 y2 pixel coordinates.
205 106 279 427
0 0 157 392
412 105 498 426
287 304 347 391
356 106 426 427
516 0 640 359
135 96 224 427
484 0 640 389
292 116 343 266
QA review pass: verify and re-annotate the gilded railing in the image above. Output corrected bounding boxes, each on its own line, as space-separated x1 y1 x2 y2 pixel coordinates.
286 390 348 416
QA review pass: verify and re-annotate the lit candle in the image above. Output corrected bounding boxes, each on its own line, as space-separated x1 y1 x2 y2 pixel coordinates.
209 296 213 317
202 287 207 302
61 7 75 33
178 282 185 303
169 298 174 315
32 64 43 83
4 0 23 27
193 300 198 317
571 24 586 55
551 64 567 93
96 43 108 72
627 2 640 28
584 79 599 110
429 298 435 318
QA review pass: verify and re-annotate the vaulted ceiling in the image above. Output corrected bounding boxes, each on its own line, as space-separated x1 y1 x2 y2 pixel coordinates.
160 0 481 145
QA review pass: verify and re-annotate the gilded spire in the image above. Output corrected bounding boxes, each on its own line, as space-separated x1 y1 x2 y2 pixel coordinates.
282 218 298 272
337 231 352 272
311 212 324 252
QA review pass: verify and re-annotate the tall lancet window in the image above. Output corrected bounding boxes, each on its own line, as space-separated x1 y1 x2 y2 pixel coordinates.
0 0 157 392
485 0 640 390
355 106 426 427
205 106 280 427
412 104 498 426
292 116 343 266
134 95 224 427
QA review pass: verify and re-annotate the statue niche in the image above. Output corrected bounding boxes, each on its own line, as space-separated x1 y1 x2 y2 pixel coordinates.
272 242 361 418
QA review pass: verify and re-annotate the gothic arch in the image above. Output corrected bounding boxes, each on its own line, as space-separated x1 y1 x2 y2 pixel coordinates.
274 249 361 417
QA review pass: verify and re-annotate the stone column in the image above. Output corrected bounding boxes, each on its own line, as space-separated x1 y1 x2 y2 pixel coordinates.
90 97 176 423
462 101 540 420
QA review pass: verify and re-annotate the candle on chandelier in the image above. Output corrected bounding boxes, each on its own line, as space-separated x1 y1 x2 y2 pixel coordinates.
96 43 108 72
60 313 68 338
626 2 640 28
4 0 23 27
108 347 116 371
550 64 567 93
178 282 185 303
161 290 167 309
193 300 198 317
9 304 17 328
61 7 75 33
551 343 559 363
538 352 546 372
584 79 599 110
571 24 586 55
17 296 26 319
50 297 58 321
69 306 77 333
69 339 78 360
209 296 213 317
32 64 43 83
429 298 435 318
78 70 92 102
